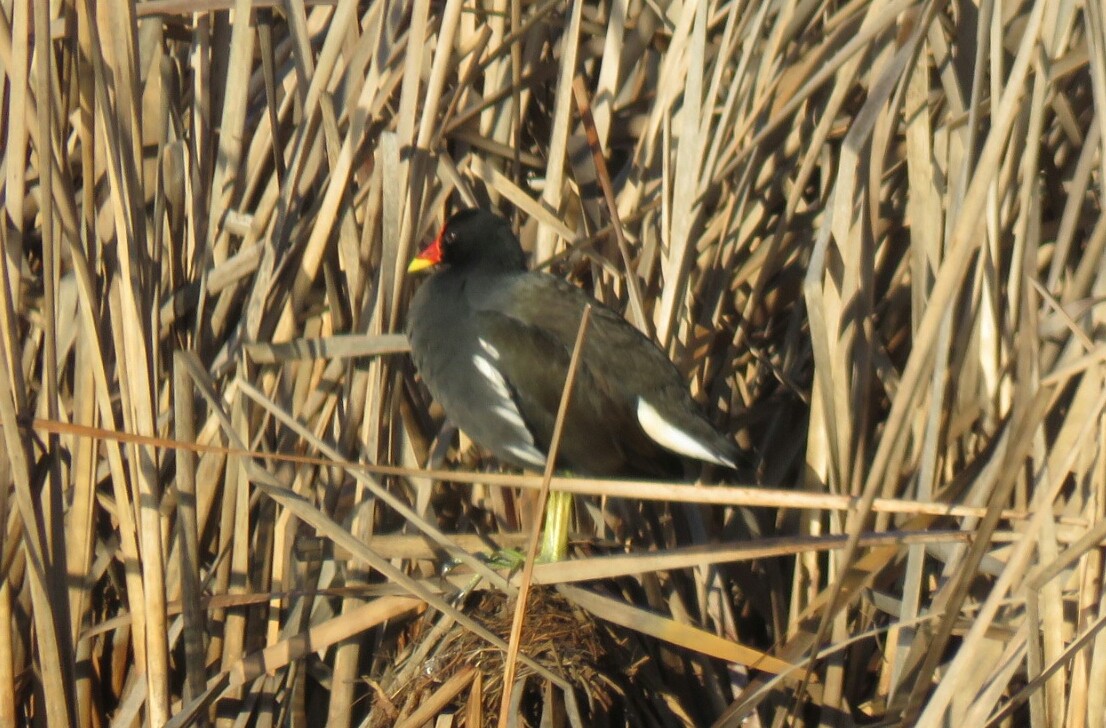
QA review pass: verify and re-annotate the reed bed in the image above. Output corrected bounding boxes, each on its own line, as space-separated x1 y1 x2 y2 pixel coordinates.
1 0 1103 725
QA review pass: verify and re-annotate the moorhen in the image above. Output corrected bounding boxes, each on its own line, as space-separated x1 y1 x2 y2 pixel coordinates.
406 208 740 559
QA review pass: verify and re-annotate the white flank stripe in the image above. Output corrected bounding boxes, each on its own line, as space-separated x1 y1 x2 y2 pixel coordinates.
636 398 731 466
472 354 512 401
491 403 528 432
471 349 535 440
506 443 547 469
478 337 501 360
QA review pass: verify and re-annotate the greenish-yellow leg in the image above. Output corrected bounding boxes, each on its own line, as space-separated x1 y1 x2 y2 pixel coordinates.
476 489 573 567
538 490 574 562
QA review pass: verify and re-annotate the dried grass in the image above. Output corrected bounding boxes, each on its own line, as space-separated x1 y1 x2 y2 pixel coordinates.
1 0 1104 725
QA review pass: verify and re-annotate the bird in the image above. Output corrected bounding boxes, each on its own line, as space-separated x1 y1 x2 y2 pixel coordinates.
406 208 741 559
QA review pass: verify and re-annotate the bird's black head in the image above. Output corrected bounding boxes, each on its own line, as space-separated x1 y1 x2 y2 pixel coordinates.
408 209 527 274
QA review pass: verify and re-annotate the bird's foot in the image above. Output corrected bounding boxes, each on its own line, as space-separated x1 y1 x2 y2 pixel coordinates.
478 547 529 570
